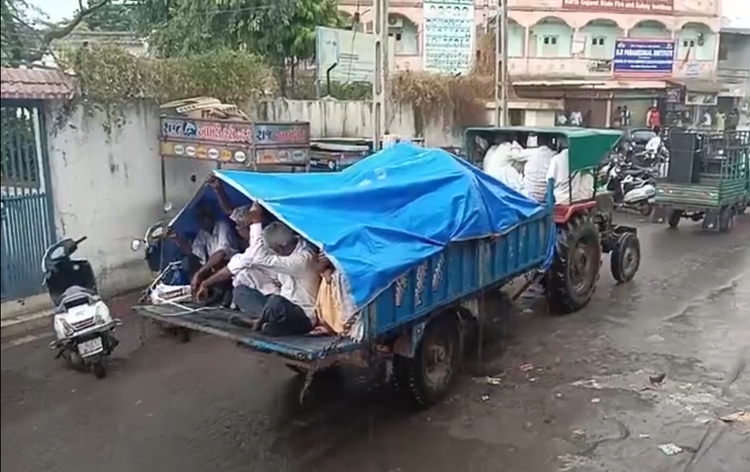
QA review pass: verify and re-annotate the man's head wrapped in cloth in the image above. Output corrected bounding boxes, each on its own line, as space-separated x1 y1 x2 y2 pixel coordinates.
229 205 253 240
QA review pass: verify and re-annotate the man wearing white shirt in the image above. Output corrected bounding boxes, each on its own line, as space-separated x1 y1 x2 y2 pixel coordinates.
545 142 595 205
521 135 556 202
483 136 524 192
170 204 238 303
197 205 320 336
226 206 280 297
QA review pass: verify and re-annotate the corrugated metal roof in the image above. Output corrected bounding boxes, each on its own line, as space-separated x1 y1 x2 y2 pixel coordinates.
0 67 75 100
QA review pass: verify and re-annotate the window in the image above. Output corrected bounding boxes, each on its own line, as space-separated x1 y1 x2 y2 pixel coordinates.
541 35 560 57
590 36 608 59
365 21 373 33
718 40 729 61
682 39 696 48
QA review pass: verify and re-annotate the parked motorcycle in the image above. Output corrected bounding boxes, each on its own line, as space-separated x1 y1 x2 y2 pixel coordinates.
606 159 657 216
44 237 121 378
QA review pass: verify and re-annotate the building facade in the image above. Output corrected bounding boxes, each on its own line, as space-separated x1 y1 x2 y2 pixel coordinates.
338 0 737 127
718 18 750 123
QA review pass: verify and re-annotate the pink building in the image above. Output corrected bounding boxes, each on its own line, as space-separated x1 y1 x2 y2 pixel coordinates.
339 0 728 127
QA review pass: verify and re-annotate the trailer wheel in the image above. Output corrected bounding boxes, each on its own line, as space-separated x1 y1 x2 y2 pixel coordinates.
667 210 682 228
546 213 601 314
610 233 640 283
719 206 736 233
395 315 462 407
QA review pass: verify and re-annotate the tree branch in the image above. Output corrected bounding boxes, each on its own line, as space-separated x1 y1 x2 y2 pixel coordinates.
42 0 111 44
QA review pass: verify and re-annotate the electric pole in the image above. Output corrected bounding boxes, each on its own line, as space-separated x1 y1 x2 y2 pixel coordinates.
373 0 389 150
494 0 509 126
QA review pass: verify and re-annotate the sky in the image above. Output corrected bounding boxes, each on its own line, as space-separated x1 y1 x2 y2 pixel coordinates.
31 0 750 27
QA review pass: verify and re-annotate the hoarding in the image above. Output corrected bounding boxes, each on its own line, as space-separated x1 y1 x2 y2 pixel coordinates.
159 117 310 166
423 0 475 74
613 39 675 75
315 27 395 84
561 0 673 14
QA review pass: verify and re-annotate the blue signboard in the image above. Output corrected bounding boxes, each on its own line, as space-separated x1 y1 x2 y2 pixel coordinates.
613 39 675 74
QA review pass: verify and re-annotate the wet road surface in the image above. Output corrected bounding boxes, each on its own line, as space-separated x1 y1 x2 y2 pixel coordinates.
3 215 750 472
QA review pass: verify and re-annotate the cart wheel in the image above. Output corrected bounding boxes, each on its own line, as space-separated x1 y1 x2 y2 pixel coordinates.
667 210 682 228
638 201 653 217
719 206 735 233
738 201 747 215
546 213 601 314
610 233 641 283
395 314 462 407
92 359 107 379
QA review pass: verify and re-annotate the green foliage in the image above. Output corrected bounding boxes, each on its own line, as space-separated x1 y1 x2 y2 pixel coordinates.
1 0 38 65
82 0 138 31
132 0 342 63
1 0 115 65
60 45 275 110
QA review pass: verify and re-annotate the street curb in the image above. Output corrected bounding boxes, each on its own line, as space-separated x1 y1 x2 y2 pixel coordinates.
1 309 54 341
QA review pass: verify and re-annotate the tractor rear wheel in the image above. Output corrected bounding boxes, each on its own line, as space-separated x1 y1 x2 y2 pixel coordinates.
546 213 601 314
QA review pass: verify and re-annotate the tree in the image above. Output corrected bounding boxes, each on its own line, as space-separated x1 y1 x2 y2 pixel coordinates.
132 0 342 64
1 0 113 65
83 0 138 31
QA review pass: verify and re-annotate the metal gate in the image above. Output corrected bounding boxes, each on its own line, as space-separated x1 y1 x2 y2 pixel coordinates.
1 100 55 300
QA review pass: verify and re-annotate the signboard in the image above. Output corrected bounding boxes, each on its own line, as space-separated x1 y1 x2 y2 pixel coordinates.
254 148 309 166
685 93 718 107
561 0 673 14
613 39 675 75
664 86 684 104
423 0 475 74
161 117 253 145
253 123 310 147
159 142 249 163
315 27 395 84
160 118 310 166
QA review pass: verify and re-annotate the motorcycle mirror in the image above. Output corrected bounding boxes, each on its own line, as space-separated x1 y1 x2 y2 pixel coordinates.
131 239 142 252
164 201 173 213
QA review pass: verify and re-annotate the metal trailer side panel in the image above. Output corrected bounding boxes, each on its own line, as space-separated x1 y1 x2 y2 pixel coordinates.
370 211 552 336
655 181 747 208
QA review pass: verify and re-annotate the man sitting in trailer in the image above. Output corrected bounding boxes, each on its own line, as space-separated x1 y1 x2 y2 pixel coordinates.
195 203 321 336
482 134 524 192
169 203 239 303
521 134 556 202
545 137 595 204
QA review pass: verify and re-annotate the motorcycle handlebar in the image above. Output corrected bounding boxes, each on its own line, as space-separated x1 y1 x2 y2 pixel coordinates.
75 236 88 245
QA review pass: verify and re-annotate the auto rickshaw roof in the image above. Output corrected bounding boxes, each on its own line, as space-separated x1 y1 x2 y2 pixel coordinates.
465 126 623 173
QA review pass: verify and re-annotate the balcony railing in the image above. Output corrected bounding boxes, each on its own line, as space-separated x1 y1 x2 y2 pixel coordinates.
717 66 750 81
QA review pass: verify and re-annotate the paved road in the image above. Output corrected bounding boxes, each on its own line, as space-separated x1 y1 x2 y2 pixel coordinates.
3 216 750 472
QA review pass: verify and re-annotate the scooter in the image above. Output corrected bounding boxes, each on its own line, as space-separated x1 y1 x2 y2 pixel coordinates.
607 162 657 216
43 237 121 378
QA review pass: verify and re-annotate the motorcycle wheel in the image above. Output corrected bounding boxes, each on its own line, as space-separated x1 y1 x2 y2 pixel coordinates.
65 349 87 372
92 359 107 379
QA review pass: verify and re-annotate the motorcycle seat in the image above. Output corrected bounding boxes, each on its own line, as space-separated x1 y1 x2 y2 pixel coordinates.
55 286 99 311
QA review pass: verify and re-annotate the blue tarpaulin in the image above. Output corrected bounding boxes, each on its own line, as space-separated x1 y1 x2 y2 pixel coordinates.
171 143 551 309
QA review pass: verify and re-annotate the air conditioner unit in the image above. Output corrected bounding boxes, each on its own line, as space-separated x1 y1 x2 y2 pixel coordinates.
388 16 403 28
